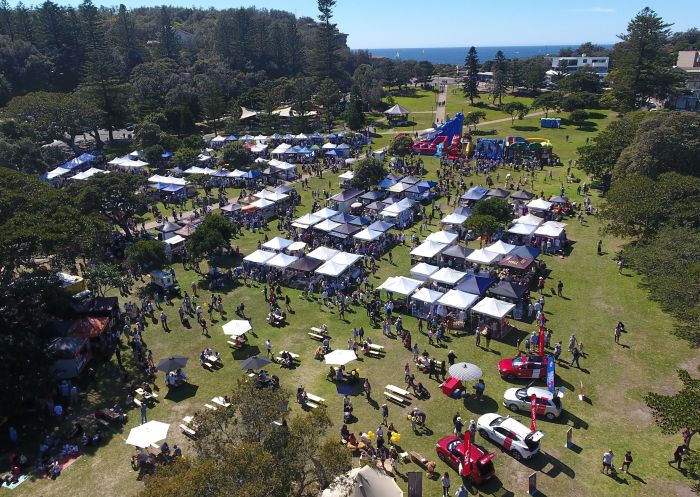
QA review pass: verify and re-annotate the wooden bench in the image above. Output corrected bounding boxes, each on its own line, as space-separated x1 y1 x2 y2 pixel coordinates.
202 361 214 369
96 418 110 428
383 391 407 405
409 451 428 466
305 401 319 409
386 384 411 398
212 397 230 408
310 327 327 334
135 388 159 400
306 393 326 404
204 403 217 411
308 332 325 340
132 398 143 408
368 343 385 351
182 416 194 425
227 340 245 349
366 350 382 358
179 424 197 438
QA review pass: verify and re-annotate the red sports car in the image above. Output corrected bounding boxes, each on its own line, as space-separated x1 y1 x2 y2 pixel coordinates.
435 435 496 485
498 355 547 380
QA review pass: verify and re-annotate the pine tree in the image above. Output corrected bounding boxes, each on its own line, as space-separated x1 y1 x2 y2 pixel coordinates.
311 0 342 83
158 6 178 60
491 70 506 106
463 46 479 105
344 84 365 131
316 77 341 132
507 59 523 91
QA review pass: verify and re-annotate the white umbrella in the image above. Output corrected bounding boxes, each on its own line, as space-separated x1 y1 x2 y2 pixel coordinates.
448 362 483 382
125 421 170 448
324 349 357 366
222 319 252 337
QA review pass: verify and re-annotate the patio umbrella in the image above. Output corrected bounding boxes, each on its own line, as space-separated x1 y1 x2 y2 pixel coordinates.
222 319 252 336
448 362 483 382
125 421 170 448
324 349 357 366
156 355 188 373
240 355 272 370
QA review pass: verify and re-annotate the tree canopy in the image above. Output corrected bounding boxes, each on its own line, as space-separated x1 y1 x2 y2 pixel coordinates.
186 213 234 264
645 370 700 448
388 134 413 157
350 157 387 190
472 198 513 225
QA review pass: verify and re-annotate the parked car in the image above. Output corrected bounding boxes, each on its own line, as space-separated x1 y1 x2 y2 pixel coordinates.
503 386 564 420
476 413 544 460
435 435 496 485
498 355 547 380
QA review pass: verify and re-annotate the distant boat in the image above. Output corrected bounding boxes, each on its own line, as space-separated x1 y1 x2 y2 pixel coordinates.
395 51 400 59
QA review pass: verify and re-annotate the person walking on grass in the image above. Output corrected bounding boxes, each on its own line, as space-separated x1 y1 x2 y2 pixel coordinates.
140 401 148 424
620 451 633 473
441 472 451 497
570 346 581 368
597 239 603 256
557 280 564 297
381 403 389 426
614 324 622 344
266 339 272 358
363 379 372 401
670 445 687 469
602 449 614 475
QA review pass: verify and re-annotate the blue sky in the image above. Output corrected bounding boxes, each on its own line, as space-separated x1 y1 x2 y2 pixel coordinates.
33 0 699 48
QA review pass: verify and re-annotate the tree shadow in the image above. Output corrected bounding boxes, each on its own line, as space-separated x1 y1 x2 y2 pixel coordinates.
512 125 540 132
163 382 199 402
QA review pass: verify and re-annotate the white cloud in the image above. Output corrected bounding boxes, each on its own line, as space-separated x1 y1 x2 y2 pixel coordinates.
569 7 615 13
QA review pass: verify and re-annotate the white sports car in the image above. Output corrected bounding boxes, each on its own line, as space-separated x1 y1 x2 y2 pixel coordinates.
502 386 564 420
476 413 544 460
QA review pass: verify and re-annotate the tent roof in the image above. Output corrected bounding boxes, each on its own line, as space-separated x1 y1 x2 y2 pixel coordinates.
426 230 458 245
44 167 71 180
534 223 565 238
410 262 439 278
368 220 394 232
163 234 186 245
485 240 517 255
498 254 535 271
471 297 515 318
441 212 469 225
332 223 362 236
514 213 544 226
411 287 444 304
510 245 541 259
510 190 535 200
377 276 422 296
265 253 298 268
243 249 276 264
69 167 109 180
313 207 339 220
461 185 489 201
486 187 510 199
354 228 383 241
294 213 322 227
430 267 468 285
157 221 182 233
508 223 538 235
438 289 479 310
322 465 403 497
361 190 386 201
314 219 342 232
467 248 500 265
287 256 324 272
442 244 474 259
262 236 294 251
527 198 553 211
307 246 340 261
338 170 354 180
384 103 411 115
489 280 529 299
330 252 362 266
315 260 350 277
330 188 363 202
456 275 496 296
410 240 448 258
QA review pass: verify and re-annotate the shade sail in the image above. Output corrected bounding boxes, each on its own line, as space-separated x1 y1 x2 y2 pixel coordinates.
470 297 516 318
410 262 439 280
243 249 276 264
486 240 517 255
125 421 170 448
456 275 496 296
262 237 293 251
377 276 422 296
430 267 468 286
222 319 252 336
426 230 458 245
411 241 448 259
411 287 444 304
315 261 350 277
307 246 340 261
438 289 479 310
467 249 500 265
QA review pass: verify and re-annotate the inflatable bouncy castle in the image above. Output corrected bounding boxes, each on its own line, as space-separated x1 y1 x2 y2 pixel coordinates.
412 113 464 156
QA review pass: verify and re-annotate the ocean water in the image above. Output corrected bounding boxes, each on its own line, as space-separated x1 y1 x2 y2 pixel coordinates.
363 45 613 65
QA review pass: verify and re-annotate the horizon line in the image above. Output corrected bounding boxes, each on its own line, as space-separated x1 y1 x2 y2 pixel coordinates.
350 42 617 51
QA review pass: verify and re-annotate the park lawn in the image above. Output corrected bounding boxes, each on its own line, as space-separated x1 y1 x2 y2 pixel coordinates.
446 86 535 123
387 86 440 113
13 121 698 497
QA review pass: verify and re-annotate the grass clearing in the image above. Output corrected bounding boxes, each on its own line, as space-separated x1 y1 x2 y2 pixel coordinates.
12 113 697 497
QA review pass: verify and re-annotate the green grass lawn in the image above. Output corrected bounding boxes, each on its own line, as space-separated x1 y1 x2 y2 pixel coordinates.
446 86 535 123
388 86 440 113
13 118 698 497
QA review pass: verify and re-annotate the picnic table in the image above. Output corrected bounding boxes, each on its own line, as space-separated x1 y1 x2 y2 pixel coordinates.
207 355 220 363
310 327 328 334
212 396 231 408
135 388 158 401
304 393 325 409
384 384 411 405
368 344 385 351
276 350 300 365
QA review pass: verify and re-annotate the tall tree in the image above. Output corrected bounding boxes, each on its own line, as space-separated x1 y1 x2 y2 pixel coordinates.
344 84 365 131
186 213 235 265
532 92 562 117
311 0 344 83
158 6 178 59
315 77 341 132
350 157 386 189
609 7 684 110
507 58 524 91
291 77 312 133
463 46 479 105
503 101 529 124
491 69 506 105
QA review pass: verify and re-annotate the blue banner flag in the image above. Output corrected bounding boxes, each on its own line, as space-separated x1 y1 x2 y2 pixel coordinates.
547 355 555 393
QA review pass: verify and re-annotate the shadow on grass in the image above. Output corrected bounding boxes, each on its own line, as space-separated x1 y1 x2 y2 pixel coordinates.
463 395 499 414
164 382 199 402
232 345 261 360
512 125 540 132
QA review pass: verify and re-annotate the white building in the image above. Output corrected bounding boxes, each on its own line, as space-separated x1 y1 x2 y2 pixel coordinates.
549 55 609 78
